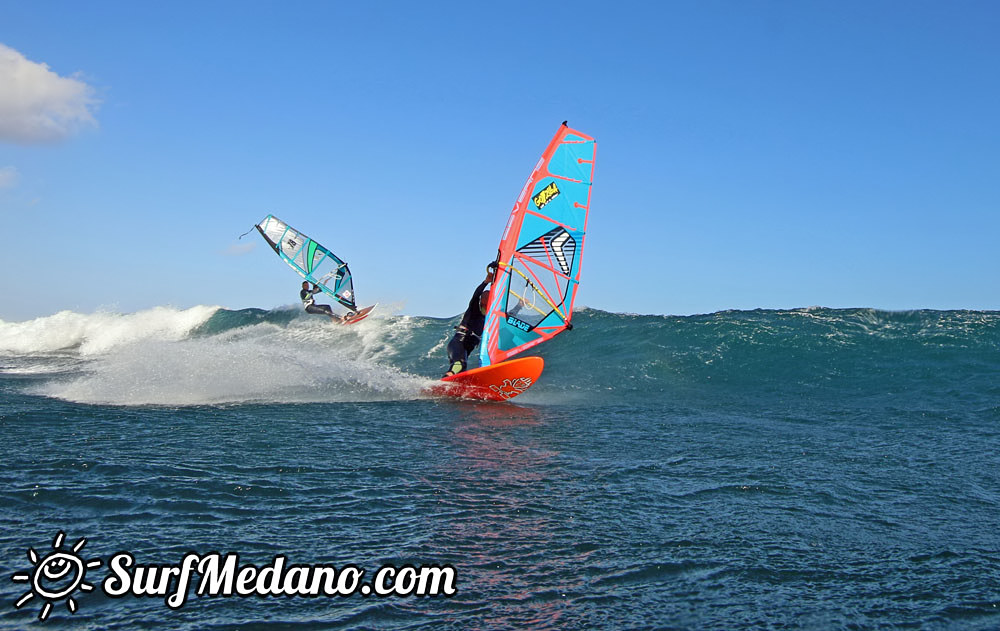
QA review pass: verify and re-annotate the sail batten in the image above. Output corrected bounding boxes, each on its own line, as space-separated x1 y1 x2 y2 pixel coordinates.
479 124 597 367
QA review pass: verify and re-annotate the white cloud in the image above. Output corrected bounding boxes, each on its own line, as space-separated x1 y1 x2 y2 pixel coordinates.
222 242 257 256
0 166 17 189
0 43 99 144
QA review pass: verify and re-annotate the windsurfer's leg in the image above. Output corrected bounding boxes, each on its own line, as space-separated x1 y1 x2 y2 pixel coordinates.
445 335 467 377
462 336 479 357
322 305 347 322
306 304 336 317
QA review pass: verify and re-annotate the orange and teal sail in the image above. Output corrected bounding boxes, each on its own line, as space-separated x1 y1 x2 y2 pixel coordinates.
480 123 597 367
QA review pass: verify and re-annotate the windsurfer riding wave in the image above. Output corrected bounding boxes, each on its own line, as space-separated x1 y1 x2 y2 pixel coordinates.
444 262 498 377
301 281 349 323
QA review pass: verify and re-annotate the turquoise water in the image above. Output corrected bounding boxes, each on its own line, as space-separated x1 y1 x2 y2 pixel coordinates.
1 307 998 629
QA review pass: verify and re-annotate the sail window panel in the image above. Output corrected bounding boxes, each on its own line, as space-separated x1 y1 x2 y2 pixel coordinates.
503 255 570 330
310 253 355 310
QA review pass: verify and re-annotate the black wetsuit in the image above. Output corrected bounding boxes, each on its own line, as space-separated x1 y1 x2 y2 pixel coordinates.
301 286 335 317
446 280 489 373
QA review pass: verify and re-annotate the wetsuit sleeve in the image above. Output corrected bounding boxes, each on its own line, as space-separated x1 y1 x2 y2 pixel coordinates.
464 281 487 314
470 281 488 305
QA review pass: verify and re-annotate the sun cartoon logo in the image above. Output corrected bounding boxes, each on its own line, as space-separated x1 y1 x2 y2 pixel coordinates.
11 531 102 621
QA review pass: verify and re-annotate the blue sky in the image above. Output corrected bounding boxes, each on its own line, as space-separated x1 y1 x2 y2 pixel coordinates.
1 1 997 321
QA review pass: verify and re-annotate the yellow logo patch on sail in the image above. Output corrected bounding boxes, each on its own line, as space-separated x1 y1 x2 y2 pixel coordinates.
532 182 560 210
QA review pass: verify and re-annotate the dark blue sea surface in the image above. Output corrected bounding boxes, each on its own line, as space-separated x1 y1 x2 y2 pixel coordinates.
1 307 998 629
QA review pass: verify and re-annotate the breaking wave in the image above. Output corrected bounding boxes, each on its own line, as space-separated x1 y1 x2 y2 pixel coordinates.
2 306 997 408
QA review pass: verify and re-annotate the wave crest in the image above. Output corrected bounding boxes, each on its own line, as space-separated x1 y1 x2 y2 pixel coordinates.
0 306 220 355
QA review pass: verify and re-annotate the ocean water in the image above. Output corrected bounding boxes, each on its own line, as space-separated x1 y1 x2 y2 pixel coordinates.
1 306 998 630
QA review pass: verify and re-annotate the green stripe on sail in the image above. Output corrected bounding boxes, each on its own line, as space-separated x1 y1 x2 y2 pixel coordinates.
305 241 319 274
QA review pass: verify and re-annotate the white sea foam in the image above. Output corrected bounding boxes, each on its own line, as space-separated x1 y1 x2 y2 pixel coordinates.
0 358 84 375
0 306 219 355
25 310 434 405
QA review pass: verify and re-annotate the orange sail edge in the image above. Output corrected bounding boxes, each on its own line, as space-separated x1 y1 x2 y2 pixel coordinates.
426 356 545 402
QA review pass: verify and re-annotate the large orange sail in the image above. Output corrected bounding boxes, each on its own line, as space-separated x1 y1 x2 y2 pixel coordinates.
480 123 597 366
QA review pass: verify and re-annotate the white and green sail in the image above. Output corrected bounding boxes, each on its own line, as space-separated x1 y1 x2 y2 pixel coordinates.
255 214 357 311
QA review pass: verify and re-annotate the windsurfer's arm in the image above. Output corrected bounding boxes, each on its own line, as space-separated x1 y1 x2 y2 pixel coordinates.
508 298 524 317
463 280 490 316
472 281 489 302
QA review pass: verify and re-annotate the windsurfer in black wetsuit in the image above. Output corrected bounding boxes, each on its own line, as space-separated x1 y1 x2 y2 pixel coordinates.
300 281 346 322
444 262 498 377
